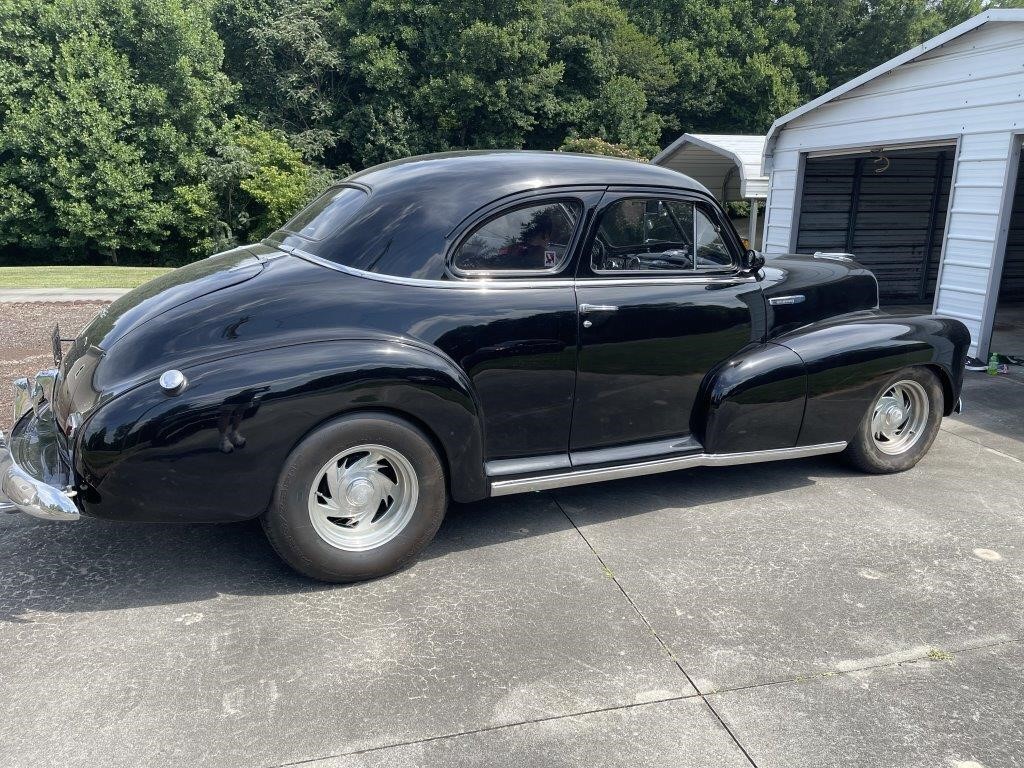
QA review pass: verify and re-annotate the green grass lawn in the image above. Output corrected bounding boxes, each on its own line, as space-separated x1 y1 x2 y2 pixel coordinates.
0 266 174 289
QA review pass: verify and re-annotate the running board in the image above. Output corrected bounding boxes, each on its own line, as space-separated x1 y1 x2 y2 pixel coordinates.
488 442 848 496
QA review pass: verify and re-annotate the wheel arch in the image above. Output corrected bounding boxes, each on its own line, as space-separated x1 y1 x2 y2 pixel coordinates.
284 405 457 502
922 362 956 416
75 338 489 523
774 312 970 445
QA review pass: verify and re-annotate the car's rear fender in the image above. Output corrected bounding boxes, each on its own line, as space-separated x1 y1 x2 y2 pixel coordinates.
74 339 486 523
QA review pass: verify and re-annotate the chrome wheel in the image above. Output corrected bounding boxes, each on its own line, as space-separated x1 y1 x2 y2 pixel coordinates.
870 380 930 455
307 444 419 551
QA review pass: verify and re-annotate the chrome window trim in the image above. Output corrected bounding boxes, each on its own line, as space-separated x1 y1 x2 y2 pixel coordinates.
575 275 757 287
275 243 757 289
448 198 584 279
489 441 848 496
589 194 741 278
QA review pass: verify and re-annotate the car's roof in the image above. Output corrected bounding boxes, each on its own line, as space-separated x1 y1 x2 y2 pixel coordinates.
348 150 710 197
269 150 711 280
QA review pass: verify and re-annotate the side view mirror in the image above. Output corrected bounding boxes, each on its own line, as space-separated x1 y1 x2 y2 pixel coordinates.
743 249 765 272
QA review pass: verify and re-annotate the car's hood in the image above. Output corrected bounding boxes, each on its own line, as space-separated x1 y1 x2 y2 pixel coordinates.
760 253 879 337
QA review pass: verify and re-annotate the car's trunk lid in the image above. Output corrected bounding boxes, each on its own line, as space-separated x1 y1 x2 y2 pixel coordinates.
54 246 266 424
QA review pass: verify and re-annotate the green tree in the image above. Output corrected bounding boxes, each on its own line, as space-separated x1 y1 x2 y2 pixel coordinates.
215 0 350 162
186 117 336 254
789 0 1023 95
4 0 1015 266
541 0 675 154
343 0 563 160
558 136 648 161
622 0 808 137
0 0 234 263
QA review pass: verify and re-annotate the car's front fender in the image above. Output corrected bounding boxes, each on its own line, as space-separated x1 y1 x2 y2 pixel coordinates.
74 339 486 522
694 311 970 453
776 312 969 446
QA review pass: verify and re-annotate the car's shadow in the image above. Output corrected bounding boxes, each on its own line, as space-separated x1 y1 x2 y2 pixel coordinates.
0 457 849 622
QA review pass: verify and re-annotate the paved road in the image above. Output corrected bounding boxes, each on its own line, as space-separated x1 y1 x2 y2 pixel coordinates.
0 287 130 302
1 304 1022 767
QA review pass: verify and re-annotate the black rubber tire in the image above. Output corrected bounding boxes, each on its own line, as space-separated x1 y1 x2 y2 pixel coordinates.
262 413 447 582
841 367 944 474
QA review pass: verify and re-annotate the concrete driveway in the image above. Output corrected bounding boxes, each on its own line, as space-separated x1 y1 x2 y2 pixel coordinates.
1 303 1022 767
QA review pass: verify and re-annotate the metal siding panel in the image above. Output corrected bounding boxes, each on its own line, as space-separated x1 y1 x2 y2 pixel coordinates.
809 75 1024 128
763 160 799 255
954 161 1009 186
935 134 1016 355
775 26 1024 149
838 46 1024 103
957 131 1014 160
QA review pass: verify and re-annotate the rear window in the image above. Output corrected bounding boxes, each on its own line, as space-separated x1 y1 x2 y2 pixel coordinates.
281 186 368 241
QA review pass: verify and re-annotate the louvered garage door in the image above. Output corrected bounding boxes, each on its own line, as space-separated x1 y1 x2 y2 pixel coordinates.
1000 151 1024 302
795 148 954 304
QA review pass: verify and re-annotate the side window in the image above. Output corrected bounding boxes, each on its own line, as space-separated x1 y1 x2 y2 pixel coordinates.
592 198 734 272
453 200 582 274
694 208 733 268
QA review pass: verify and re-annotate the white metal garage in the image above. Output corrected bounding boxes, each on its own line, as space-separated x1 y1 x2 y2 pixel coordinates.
762 9 1024 357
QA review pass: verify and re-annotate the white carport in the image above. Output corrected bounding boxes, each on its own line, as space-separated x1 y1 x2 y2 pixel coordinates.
653 134 768 247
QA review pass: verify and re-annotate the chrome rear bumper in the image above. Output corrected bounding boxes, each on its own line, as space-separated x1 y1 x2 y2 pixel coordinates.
1 405 80 522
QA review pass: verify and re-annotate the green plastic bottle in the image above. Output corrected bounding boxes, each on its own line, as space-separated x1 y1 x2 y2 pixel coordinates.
988 352 999 375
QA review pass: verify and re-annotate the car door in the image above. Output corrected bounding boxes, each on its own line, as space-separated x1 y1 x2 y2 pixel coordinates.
570 189 767 459
438 189 603 472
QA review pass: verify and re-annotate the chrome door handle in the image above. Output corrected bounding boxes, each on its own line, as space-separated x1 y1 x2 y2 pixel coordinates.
579 303 619 313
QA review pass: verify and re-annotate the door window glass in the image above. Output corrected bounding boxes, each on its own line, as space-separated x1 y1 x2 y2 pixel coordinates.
453 200 581 273
592 198 733 272
694 208 733 267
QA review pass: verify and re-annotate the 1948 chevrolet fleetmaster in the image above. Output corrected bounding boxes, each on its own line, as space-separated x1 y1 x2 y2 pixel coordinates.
1 151 970 581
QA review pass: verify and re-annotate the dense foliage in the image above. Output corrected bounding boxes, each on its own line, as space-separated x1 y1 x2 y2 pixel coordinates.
0 0 1017 265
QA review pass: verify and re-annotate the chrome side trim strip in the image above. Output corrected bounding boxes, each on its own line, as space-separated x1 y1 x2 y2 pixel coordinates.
570 434 702 467
768 294 806 306
273 242 758 290
489 441 848 496
583 275 757 287
277 244 577 289
485 453 572 477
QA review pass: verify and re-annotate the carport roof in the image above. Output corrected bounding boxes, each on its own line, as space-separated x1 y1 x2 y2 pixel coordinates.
652 134 768 200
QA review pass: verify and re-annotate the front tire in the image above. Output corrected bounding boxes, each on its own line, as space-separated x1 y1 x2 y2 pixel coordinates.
842 367 943 474
263 413 447 582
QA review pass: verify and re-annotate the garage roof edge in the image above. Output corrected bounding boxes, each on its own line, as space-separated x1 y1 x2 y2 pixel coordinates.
762 9 1024 174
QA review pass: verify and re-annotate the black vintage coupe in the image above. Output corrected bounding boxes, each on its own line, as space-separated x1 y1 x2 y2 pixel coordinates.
1 151 970 581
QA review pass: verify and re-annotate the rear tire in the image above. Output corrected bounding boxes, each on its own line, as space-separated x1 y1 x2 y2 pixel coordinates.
842 367 943 474
263 413 447 582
